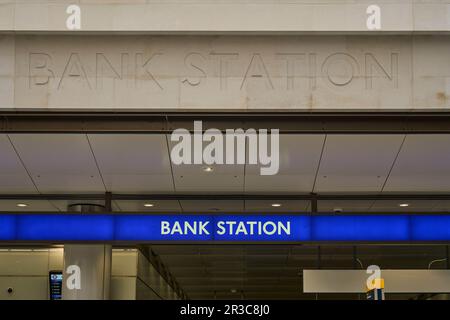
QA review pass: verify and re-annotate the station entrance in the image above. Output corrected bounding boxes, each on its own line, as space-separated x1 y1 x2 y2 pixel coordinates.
1 114 450 300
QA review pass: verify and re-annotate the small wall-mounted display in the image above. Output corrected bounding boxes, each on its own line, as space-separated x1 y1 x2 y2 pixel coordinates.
49 271 63 300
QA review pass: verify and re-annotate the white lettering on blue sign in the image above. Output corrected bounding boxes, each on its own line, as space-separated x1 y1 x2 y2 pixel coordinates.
161 221 210 235
160 220 291 236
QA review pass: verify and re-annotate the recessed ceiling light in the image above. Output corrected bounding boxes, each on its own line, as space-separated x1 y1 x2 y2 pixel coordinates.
271 203 282 207
399 203 409 207
230 289 237 293
16 203 28 208
203 166 214 172
144 203 154 207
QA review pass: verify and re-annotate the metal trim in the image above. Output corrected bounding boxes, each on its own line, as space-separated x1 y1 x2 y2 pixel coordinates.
1 193 450 201
3 111 450 133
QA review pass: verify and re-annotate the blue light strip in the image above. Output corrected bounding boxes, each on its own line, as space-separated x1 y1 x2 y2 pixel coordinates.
0 214 449 242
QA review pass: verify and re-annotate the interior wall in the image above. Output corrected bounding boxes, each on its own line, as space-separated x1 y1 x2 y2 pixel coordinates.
136 250 178 300
0 248 62 300
0 248 180 300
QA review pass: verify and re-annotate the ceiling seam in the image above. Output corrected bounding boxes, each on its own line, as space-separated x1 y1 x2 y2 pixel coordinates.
6 134 40 194
164 134 183 213
113 200 122 212
367 199 377 212
6 135 60 212
368 134 407 211
311 134 327 194
48 199 62 212
243 136 247 211
85 134 107 192
355 135 405 212
379 134 407 195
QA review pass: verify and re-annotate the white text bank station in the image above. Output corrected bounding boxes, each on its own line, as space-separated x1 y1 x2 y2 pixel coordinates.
147 215 303 241
162 220 291 236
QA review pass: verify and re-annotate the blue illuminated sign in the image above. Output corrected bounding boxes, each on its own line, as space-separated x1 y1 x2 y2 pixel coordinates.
311 215 410 241
0 214 449 242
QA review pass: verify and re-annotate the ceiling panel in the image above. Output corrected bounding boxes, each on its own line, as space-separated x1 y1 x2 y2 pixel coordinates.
0 134 37 194
369 200 440 212
115 200 181 213
173 168 245 193
245 135 325 193
9 134 105 193
432 200 450 212
172 165 244 193
0 199 58 212
3 133 450 201
317 200 374 213
315 135 405 193
384 135 450 192
168 133 245 192
88 134 174 193
180 200 244 213
244 200 309 212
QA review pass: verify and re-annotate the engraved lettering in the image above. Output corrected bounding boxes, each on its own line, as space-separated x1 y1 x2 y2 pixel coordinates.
210 53 238 90
277 53 310 90
365 52 398 89
96 53 124 89
321 53 359 86
26 50 400 97
182 52 207 87
58 53 91 90
29 53 54 88
135 53 163 90
241 53 274 90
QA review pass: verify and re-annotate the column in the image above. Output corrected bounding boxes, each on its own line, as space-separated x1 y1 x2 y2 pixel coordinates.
62 202 112 300
62 244 112 300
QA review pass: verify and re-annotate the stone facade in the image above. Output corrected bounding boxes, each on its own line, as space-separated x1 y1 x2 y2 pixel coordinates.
0 35 448 110
0 1 449 111
0 0 448 33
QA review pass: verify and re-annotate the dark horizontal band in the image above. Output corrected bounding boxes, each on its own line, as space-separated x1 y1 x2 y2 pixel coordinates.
2 110 450 134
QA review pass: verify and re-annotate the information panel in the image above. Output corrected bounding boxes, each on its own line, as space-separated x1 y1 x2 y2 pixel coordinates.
49 271 63 300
